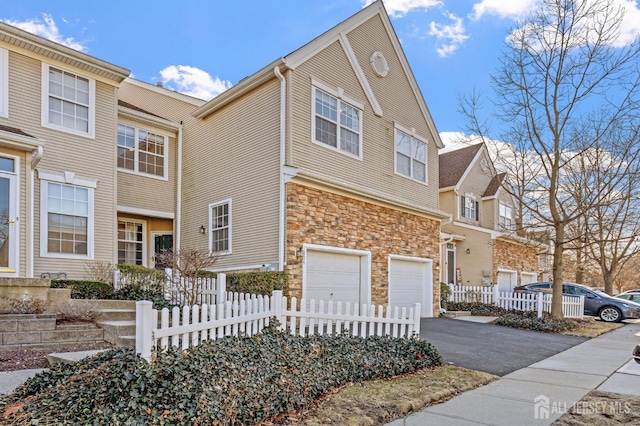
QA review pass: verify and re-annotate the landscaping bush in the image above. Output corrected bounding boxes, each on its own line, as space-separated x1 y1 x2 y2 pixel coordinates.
115 264 165 293
113 285 173 310
2 327 442 425
446 301 515 316
440 282 451 310
50 279 115 299
493 311 581 333
226 271 288 295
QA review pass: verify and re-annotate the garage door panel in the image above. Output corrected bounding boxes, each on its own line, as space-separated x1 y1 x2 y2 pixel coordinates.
306 251 362 304
389 259 431 315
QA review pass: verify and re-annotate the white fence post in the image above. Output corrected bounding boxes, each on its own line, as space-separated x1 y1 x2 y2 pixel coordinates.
493 286 499 306
217 273 226 304
136 300 154 363
272 290 284 330
412 303 421 335
537 293 543 318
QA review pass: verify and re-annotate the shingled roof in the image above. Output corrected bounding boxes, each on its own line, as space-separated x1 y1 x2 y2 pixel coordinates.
0 124 35 139
483 172 506 197
438 143 483 188
118 100 167 120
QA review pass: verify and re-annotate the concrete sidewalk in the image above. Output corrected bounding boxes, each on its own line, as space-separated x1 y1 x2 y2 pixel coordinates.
387 320 640 425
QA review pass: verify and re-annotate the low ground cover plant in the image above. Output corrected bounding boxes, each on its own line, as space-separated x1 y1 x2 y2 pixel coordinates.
493 311 581 333
0 326 442 425
445 301 513 316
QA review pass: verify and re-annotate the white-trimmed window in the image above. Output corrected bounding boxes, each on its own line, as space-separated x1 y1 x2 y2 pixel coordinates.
209 199 231 254
461 195 478 220
313 84 362 157
117 124 167 178
40 174 95 258
395 127 427 183
0 47 7 118
118 220 144 265
499 203 513 230
41 64 95 137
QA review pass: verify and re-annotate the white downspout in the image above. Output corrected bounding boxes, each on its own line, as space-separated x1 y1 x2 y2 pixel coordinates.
274 66 286 271
175 124 183 251
29 146 43 278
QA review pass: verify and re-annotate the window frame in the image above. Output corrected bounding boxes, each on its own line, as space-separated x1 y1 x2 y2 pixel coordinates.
394 124 428 184
117 122 169 180
117 218 146 266
41 63 96 138
208 199 232 254
39 171 96 259
311 80 363 160
461 194 478 220
499 203 513 230
0 47 7 118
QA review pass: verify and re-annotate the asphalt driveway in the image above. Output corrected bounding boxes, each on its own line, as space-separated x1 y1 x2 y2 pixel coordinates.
420 318 588 376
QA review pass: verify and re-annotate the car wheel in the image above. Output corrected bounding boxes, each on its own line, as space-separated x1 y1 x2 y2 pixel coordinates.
599 306 622 322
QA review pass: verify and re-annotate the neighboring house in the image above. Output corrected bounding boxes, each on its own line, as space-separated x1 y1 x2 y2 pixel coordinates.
0 22 129 279
439 143 541 292
119 1 448 316
0 1 450 317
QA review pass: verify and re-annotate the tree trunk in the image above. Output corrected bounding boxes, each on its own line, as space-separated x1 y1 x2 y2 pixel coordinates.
551 224 565 319
575 243 584 284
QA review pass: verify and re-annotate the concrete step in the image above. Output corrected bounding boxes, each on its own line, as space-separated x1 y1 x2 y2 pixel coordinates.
96 320 136 344
47 349 107 367
117 335 136 348
91 309 136 322
442 310 471 318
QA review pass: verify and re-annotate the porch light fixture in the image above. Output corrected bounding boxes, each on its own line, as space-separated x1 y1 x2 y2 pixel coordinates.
466 248 471 254
199 225 207 234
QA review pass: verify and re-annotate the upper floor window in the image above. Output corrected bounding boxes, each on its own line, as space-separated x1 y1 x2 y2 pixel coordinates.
461 195 478 220
42 64 95 137
0 48 7 118
313 86 362 157
209 199 231 254
499 203 513 230
395 128 427 183
117 124 167 179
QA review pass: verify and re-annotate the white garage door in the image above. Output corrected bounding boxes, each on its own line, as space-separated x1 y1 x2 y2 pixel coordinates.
497 270 517 292
305 250 363 304
521 272 537 285
389 257 433 317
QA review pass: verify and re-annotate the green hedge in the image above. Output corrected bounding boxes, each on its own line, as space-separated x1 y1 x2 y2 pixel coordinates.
50 280 114 300
226 271 288 295
493 312 581 333
4 327 441 425
445 301 516 316
115 264 165 292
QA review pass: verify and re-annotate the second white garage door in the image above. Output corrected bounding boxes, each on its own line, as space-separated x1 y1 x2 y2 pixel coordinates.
304 248 369 305
388 257 433 317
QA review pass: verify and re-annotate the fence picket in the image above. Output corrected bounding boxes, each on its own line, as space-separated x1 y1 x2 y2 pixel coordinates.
289 297 298 335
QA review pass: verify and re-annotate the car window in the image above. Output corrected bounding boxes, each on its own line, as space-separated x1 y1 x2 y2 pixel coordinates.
617 294 631 300
531 283 552 291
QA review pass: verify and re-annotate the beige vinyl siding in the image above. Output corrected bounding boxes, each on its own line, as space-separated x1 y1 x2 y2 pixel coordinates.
457 154 493 226
118 80 282 269
439 190 456 219
7 50 118 278
116 133 177 213
289 15 439 211
446 224 492 286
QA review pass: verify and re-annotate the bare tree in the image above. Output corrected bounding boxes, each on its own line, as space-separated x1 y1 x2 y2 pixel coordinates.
155 248 222 306
460 0 640 317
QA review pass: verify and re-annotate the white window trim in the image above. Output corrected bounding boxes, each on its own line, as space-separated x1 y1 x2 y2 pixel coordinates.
0 47 7 118
462 194 477 220
208 198 232 255
41 63 96 139
393 123 428 185
117 122 169 181
0 154 20 276
117 218 147 266
39 171 95 259
311 79 363 160
499 203 513 230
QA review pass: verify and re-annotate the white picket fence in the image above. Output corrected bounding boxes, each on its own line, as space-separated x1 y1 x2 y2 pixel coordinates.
136 290 421 362
448 285 584 319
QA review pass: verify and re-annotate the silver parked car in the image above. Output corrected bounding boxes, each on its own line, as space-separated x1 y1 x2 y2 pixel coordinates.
616 290 640 303
513 282 640 323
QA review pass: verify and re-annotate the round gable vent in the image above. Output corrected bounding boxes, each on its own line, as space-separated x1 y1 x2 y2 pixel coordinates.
370 51 389 77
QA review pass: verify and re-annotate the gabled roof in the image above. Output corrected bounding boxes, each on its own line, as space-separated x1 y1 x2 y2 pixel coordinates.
483 173 506 197
438 143 483 188
191 1 443 147
0 124 34 139
0 22 129 83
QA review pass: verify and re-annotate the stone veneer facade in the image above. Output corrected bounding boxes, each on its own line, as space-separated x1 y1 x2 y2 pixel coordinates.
284 182 441 315
492 238 539 284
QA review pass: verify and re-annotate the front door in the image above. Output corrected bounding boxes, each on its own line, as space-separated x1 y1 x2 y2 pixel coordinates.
0 157 18 276
446 246 456 285
153 233 173 269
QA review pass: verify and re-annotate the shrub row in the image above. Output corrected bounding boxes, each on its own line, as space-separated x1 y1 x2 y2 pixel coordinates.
493 311 581 333
446 301 515 316
2 327 442 425
226 271 288 295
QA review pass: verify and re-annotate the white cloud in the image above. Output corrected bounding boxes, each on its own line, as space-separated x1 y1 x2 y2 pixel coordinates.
3 13 87 52
614 0 640 47
471 0 540 20
429 12 469 57
159 65 232 100
362 0 442 18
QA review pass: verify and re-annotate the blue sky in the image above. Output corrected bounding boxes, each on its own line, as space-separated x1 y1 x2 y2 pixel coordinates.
2 0 640 141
